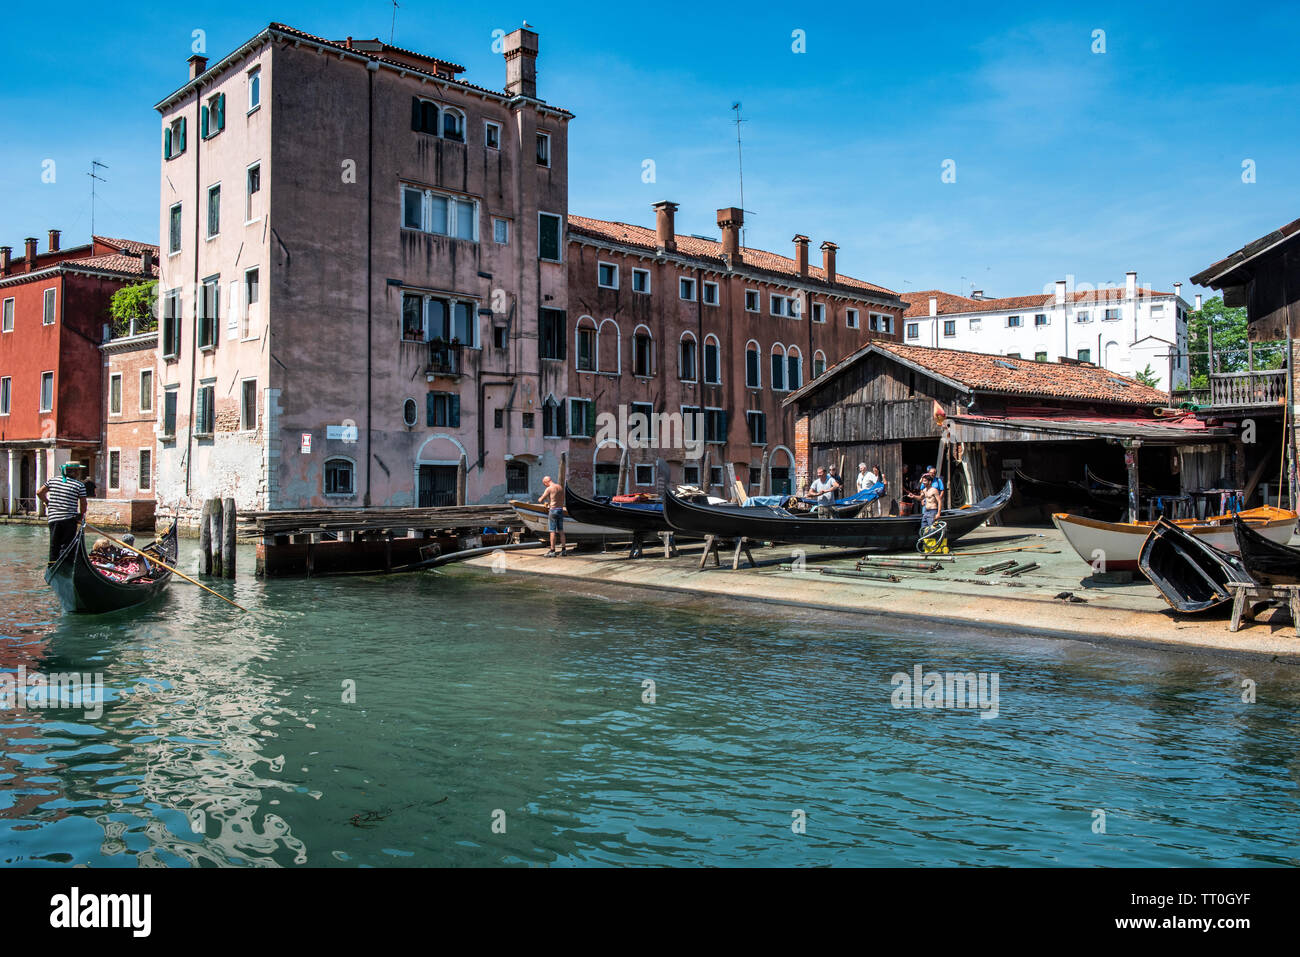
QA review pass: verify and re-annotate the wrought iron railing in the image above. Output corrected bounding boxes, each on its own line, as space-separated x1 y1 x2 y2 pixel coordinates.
428 340 463 377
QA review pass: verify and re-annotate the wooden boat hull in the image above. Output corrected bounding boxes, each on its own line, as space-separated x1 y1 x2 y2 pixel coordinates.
660 480 1013 550
1233 514 1300 585
1052 507 1296 571
564 486 674 534
1138 517 1256 613
44 522 178 614
508 501 628 541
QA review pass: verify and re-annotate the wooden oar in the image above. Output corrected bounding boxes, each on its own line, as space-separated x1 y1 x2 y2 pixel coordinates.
85 523 247 612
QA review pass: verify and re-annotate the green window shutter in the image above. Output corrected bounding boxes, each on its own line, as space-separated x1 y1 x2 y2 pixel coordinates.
216 93 226 131
585 402 595 438
163 126 172 159
179 116 187 152
450 394 461 428
719 409 728 443
200 105 209 139
426 392 436 427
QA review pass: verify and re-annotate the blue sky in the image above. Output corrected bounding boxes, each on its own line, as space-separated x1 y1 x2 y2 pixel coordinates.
1 0 1296 298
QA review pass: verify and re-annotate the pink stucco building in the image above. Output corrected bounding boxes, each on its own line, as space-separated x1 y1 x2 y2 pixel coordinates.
153 23 570 520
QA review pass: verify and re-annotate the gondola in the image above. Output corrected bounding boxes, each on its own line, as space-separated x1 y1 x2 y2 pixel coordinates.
44 521 178 614
564 485 675 534
1233 513 1300 585
1138 517 1255 613
660 475 1013 550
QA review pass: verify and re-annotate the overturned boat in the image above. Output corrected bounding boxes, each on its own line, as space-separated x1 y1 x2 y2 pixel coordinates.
1138 517 1256 613
1233 513 1300 585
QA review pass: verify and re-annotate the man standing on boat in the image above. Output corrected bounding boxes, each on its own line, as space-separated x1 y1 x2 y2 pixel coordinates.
909 475 943 531
807 466 840 517
538 475 566 557
37 461 88 563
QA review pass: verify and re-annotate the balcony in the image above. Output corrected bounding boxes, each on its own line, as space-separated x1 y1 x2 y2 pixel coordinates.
1209 368 1286 408
427 340 464 379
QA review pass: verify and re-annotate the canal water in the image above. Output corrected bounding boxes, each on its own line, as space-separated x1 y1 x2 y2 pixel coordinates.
2 523 1298 867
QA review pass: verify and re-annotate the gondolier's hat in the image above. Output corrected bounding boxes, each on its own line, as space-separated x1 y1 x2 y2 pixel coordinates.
60 461 86 477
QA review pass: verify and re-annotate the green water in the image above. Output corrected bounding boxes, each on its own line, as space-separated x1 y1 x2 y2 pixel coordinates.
1 523 1298 866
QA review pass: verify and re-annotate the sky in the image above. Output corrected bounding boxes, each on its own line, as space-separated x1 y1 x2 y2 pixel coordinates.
1 0 1297 299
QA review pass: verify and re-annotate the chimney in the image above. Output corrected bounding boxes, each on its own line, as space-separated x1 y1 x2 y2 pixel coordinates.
716 207 743 263
821 241 838 283
188 54 208 80
502 26 539 98
928 296 938 317
971 290 984 300
1125 270 1137 299
141 249 154 276
1055 280 1067 305
1173 281 1182 302
24 237 38 266
1194 293 1203 311
793 235 810 277
0 247 10 277
653 201 678 251
47 229 60 253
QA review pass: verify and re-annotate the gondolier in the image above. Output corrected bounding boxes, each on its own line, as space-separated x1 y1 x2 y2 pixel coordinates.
36 462 88 563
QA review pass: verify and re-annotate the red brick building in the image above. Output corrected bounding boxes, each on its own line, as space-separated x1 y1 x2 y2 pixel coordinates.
0 234 158 515
564 203 904 496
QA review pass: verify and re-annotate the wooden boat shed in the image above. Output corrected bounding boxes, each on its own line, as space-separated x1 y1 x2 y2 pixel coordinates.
782 342 1242 521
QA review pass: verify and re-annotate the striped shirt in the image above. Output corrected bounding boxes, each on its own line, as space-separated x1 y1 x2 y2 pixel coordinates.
44 477 86 522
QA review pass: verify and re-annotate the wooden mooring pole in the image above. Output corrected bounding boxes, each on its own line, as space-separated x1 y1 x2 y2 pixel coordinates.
222 496 236 579
209 498 224 577
198 499 213 576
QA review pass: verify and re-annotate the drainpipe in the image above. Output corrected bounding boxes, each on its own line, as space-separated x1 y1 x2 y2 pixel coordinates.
364 62 378 505
184 87 203 497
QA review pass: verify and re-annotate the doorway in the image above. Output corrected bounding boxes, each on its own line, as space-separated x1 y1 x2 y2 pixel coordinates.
418 465 458 507
594 463 620 497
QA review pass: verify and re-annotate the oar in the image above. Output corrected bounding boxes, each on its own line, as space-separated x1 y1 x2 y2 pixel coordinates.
85 523 247 612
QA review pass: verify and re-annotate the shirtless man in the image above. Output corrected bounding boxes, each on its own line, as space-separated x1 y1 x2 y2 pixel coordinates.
538 475 565 556
909 476 944 530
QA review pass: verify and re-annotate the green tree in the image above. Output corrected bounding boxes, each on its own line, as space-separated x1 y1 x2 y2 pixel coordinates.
108 281 158 338
1135 364 1161 388
1183 296 1285 389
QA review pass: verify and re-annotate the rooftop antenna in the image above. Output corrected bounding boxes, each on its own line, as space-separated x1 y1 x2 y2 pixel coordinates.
88 160 108 237
732 102 746 248
390 0 399 43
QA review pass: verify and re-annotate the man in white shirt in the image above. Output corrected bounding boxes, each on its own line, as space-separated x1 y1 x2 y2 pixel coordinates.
807 467 840 513
856 463 878 492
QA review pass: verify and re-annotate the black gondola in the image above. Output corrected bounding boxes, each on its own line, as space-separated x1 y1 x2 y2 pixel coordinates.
659 476 1013 550
1233 513 1300 585
565 485 674 534
1138 517 1255 613
44 521 179 614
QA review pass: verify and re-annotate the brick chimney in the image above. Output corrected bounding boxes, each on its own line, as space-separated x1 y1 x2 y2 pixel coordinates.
653 201 678 252
24 237 38 266
0 247 10 277
821 242 838 283
141 249 154 276
188 54 208 80
793 235 810 277
47 229 60 253
717 207 743 263
502 26 539 98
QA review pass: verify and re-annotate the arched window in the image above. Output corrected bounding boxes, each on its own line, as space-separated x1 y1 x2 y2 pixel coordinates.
679 332 698 382
1103 340 1120 369
542 394 565 437
770 344 787 392
812 350 827 379
703 334 721 384
324 457 355 496
745 340 761 389
786 346 803 391
597 318 620 373
575 316 598 372
413 98 439 135
442 107 466 142
633 324 654 377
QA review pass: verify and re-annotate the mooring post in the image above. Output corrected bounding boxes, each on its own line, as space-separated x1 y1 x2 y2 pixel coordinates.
208 499 223 577
222 496 236 578
198 499 213 576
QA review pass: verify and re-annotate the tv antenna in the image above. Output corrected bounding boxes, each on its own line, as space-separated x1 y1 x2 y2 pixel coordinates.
88 160 108 236
732 102 746 248
390 0 400 43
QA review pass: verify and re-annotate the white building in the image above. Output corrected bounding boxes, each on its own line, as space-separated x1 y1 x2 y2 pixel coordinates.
901 272 1191 392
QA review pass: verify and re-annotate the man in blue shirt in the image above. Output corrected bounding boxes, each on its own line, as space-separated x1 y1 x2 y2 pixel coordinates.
924 466 946 493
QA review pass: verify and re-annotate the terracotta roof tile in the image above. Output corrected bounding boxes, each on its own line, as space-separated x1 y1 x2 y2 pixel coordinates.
568 215 898 298
74 253 159 277
93 236 159 256
901 286 1175 318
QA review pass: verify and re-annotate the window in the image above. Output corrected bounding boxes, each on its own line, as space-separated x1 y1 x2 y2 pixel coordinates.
0 377 9 415
538 212 562 261
576 323 596 371
812 302 825 323
969 317 981 331
493 408 503 429
536 132 551 167
411 97 439 134
679 277 696 301
201 92 226 139
42 288 56 325
521 412 535 429
138 449 152 491
163 116 186 159
2 297 12 332
109 374 122 415
402 294 424 341
442 108 465 142
869 313 893 334
683 464 701 486
630 402 654 443
1076 310 1091 323
243 268 259 337
1077 348 1091 363
139 369 153 413
108 451 120 491
168 203 182 254
484 121 501 149
703 407 727 444
632 269 650 294
194 383 215 435
539 308 567 360
634 464 655 487
1104 308 1120 321
240 378 257 430
847 308 860 329
598 262 619 289
162 389 177 438
542 396 565 438
906 322 919 340
1005 352 1021 359
162 288 181 358
506 461 529 494
703 335 720 384
40 372 53 412
770 348 786 391
679 334 697 381
786 348 803 391
1007 315 1022 328
426 391 461 427
1034 313 1048 327
205 184 221 239
248 67 261 111
633 329 654 376
745 343 760 389
399 397 417 428
199 278 219 349
1035 351 1048 362
813 351 826 378
493 218 509 245
246 164 261 221
568 398 595 438
745 290 760 312
943 320 956 338
771 294 794 317
702 281 719 306
401 185 478 241
747 410 766 445
325 458 355 495
710 466 724 488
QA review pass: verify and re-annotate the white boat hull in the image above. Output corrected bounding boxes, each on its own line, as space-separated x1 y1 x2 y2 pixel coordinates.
1052 509 1296 571
509 502 628 541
